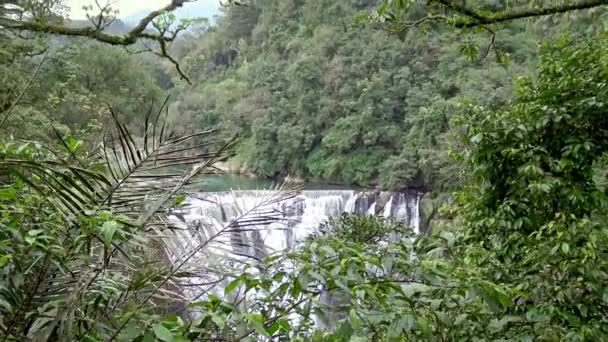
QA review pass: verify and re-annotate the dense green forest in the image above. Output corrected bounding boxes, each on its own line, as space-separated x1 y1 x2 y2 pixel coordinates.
170 0 605 191
1 0 608 341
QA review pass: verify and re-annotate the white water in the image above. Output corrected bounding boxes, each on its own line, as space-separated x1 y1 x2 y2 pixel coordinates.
169 189 422 256
164 189 423 310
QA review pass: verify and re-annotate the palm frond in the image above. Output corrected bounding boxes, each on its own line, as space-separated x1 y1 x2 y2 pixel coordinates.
157 183 303 299
0 98 242 339
104 182 303 339
1 98 233 223
0 97 307 341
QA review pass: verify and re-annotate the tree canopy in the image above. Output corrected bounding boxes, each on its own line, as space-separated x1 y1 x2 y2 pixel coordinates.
169 0 605 191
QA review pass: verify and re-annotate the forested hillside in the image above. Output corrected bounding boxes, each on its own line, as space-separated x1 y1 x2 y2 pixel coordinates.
2 1 608 341
1 41 169 141
170 0 603 191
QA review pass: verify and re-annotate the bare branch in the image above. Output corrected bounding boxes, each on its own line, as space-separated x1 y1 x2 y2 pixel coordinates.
478 26 497 62
1 18 168 45
158 40 192 84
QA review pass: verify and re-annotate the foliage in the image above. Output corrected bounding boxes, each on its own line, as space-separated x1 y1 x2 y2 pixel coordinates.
371 0 608 34
457 32 608 340
0 0 197 81
129 31 608 342
159 212 519 341
171 0 602 190
0 104 286 340
2 1 608 342
2 43 168 140
316 213 407 244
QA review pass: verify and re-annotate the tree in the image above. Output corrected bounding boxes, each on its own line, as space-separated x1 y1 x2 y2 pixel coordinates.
171 0 600 191
457 32 608 340
372 0 608 61
0 0 204 83
373 0 608 30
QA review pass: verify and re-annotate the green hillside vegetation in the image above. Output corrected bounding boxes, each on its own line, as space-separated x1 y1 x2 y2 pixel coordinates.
170 0 605 192
1 0 608 341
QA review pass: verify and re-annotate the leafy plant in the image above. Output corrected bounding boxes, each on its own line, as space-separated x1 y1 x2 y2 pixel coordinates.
0 101 300 340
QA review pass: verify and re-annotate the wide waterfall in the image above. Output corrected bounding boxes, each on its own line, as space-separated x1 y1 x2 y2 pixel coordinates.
168 189 422 258
163 189 423 311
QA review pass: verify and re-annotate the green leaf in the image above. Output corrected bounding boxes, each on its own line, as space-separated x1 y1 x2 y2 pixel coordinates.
266 321 280 336
0 255 10 268
277 319 290 331
100 220 119 247
224 277 242 295
245 313 268 337
349 309 361 330
488 315 523 333
526 308 549 322
117 324 141 341
496 49 510 67
153 323 175 342
459 39 479 61
173 195 186 206
65 136 83 152
211 313 225 327
0 187 16 200
470 134 483 144
141 332 155 342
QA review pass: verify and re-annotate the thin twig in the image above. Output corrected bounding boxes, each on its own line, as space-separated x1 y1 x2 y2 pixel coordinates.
478 26 497 62
0 51 49 129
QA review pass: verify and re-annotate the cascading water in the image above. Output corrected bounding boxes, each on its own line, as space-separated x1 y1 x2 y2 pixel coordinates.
170 189 422 254
165 189 423 306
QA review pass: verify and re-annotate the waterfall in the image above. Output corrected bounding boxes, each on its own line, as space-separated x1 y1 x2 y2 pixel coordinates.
165 189 423 314
170 189 423 256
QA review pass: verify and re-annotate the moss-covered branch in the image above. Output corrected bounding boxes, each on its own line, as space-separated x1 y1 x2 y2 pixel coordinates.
2 0 190 45
1 0 193 81
435 0 608 28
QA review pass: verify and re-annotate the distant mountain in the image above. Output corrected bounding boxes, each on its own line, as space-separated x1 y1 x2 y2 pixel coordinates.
123 1 223 26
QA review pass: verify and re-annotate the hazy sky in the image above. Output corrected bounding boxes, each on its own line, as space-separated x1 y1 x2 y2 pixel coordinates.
67 0 167 18
66 0 220 19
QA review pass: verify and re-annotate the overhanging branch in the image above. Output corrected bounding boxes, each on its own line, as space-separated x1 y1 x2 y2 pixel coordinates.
2 0 191 45
2 0 194 82
434 0 608 28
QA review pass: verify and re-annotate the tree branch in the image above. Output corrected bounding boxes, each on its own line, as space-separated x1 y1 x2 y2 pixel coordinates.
434 0 485 22
129 0 190 37
383 15 447 32
0 51 49 129
2 0 191 45
435 0 608 28
2 0 195 82
157 40 192 84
